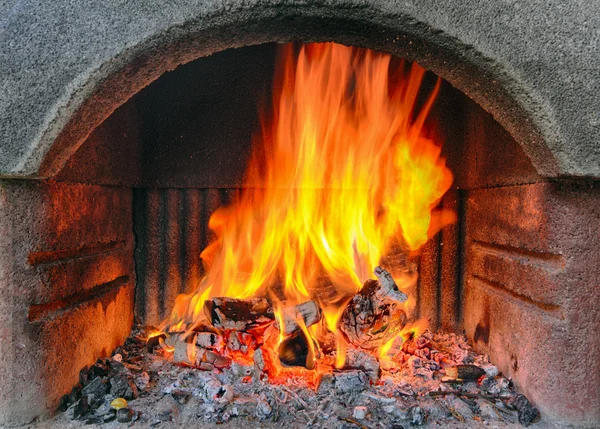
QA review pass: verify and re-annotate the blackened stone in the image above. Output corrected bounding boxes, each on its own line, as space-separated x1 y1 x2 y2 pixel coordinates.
79 366 90 385
58 395 70 412
103 410 117 423
512 394 540 426
91 360 110 377
108 360 128 374
82 377 108 397
84 415 104 425
72 396 89 420
110 374 138 399
116 407 132 423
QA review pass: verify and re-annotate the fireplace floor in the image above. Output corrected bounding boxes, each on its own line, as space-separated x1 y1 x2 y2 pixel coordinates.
24 326 550 429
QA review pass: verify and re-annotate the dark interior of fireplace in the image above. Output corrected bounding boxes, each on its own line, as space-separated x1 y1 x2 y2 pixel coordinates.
2 42 598 429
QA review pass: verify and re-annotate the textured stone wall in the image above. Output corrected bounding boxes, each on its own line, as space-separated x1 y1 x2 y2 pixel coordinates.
0 180 135 426
0 12 598 426
463 181 600 427
1 1 599 178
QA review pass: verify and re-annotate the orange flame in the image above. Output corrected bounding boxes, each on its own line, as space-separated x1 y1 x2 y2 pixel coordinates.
164 42 453 365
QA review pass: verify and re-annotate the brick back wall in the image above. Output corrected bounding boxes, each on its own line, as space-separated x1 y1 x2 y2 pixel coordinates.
0 180 135 427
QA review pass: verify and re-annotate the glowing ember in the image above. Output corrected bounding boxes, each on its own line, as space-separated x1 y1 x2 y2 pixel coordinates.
162 42 454 375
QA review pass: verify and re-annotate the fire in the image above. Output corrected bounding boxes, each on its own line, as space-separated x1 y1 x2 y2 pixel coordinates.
162 42 454 371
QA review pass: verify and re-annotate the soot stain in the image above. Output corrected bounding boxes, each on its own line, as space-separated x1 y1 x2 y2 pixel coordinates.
474 298 490 345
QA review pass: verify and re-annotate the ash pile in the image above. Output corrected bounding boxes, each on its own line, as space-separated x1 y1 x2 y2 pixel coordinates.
56 267 541 428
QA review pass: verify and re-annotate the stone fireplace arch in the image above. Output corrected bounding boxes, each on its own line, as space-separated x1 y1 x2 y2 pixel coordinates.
1 0 599 179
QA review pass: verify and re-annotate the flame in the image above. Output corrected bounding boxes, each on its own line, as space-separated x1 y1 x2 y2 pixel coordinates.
164 42 453 367
379 318 429 359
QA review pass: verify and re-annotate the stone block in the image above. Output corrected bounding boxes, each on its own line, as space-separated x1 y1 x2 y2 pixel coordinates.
464 181 600 427
0 179 135 426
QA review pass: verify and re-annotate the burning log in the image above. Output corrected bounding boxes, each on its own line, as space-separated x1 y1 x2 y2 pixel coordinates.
195 332 223 349
225 330 255 354
204 297 274 330
146 333 167 353
373 266 408 303
340 267 408 349
274 300 322 335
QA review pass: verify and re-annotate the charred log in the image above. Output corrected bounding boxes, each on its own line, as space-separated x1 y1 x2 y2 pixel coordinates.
275 300 322 335
195 332 223 349
203 297 274 330
340 267 407 349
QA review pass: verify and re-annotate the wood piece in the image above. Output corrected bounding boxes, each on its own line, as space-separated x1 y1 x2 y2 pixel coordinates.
445 365 486 381
204 297 274 330
195 332 222 349
109 374 138 400
374 266 408 303
274 301 322 335
81 377 108 399
195 346 232 369
225 331 254 354
146 333 167 353
340 267 408 349
172 341 194 365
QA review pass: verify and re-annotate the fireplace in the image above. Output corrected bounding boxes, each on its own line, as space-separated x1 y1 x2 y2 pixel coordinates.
1 2 599 428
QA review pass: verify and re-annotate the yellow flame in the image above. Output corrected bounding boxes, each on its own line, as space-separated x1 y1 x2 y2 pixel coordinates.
380 336 398 359
164 42 454 365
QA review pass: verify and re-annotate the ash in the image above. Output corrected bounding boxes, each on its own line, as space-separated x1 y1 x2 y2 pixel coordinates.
27 326 546 429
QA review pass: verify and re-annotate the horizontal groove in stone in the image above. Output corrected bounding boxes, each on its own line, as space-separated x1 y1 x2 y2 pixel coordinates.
470 274 561 314
471 240 565 270
28 240 128 266
28 275 130 322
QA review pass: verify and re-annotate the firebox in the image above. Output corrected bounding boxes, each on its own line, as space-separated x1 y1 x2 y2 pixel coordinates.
1 2 599 428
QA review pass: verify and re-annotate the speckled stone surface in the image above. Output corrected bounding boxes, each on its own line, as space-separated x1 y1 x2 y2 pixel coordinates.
0 179 136 427
0 0 599 178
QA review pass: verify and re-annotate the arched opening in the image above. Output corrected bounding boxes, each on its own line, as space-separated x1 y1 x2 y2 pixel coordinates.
1 7 598 428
